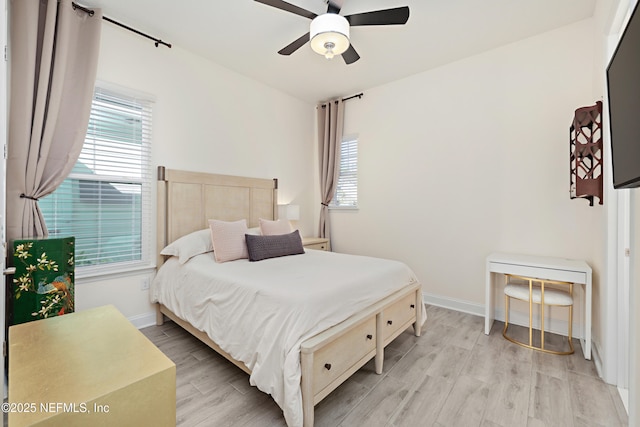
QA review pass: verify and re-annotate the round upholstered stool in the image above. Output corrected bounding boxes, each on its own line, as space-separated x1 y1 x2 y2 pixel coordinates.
503 274 574 355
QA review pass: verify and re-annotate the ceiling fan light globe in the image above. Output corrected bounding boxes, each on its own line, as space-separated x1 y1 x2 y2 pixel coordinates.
323 42 335 59
310 13 350 57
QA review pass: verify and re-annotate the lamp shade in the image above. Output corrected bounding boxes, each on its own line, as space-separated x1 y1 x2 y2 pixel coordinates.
310 14 350 59
278 204 300 221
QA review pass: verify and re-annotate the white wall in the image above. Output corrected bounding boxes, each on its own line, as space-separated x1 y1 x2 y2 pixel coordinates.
74 24 316 325
331 19 604 332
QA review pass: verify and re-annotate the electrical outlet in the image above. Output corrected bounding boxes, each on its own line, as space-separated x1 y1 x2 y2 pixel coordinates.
140 277 150 291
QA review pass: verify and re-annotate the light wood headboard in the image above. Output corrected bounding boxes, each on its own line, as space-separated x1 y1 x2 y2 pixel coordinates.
156 166 278 267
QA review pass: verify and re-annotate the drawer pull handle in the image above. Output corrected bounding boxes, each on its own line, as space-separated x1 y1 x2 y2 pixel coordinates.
410 304 415 309
366 334 373 340
387 320 393 325
324 363 332 371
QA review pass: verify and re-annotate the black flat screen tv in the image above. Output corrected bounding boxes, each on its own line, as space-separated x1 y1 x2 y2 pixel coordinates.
607 1 640 189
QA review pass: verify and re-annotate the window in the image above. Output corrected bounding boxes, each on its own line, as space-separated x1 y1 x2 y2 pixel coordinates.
330 135 358 209
40 85 153 275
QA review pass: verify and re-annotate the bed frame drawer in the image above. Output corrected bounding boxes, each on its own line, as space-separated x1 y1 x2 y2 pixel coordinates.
382 292 417 344
311 316 376 397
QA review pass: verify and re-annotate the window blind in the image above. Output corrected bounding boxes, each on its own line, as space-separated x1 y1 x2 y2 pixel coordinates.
331 136 358 208
40 86 153 273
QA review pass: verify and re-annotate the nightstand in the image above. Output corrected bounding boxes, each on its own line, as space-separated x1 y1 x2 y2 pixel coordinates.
302 237 330 251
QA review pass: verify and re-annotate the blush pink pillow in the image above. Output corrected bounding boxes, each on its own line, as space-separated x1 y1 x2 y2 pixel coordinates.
259 218 292 236
208 219 249 262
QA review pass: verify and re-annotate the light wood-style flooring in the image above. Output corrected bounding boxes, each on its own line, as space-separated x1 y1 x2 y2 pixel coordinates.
140 305 628 427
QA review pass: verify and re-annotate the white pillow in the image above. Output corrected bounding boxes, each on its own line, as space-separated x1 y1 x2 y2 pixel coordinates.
259 218 292 236
208 219 249 263
160 229 213 264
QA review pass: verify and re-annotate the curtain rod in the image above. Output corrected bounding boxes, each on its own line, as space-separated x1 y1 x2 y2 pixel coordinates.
320 92 363 108
342 93 363 102
72 2 172 48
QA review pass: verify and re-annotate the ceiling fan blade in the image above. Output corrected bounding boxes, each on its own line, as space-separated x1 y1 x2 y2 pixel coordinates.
342 44 360 65
327 0 346 14
254 0 317 20
278 32 310 55
345 6 410 26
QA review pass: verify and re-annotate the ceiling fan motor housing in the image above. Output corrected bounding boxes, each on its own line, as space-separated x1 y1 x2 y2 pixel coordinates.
310 14 350 58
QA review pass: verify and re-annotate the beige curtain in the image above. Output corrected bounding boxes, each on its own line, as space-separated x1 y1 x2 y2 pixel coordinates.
317 98 345 240
6 0 101 242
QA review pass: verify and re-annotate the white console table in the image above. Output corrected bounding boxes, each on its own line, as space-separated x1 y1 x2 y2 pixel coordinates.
485 252 592 359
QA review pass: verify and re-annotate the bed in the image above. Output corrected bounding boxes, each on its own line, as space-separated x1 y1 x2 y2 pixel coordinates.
152 167 425 427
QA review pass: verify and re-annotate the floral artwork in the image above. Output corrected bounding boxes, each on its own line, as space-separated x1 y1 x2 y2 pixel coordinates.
11 237 75 324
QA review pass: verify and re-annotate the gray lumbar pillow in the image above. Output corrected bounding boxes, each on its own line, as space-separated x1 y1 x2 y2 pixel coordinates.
245 230 305 262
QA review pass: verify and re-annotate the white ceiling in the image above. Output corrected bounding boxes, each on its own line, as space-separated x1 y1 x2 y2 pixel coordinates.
79 0 597 103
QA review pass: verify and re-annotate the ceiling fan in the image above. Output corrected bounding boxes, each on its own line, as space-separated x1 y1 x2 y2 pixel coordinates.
255 0 410 65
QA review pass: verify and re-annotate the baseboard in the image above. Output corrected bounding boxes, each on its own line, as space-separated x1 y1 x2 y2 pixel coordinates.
618 387 629 415
423 292 484 317
423 292 584 340
128 311 157 329
591 339 604 378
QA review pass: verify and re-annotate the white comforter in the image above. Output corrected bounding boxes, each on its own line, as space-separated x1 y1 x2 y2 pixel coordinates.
151 249 424 427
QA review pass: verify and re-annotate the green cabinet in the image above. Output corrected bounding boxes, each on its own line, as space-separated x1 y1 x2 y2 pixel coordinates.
11 237 75 325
